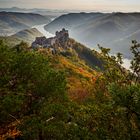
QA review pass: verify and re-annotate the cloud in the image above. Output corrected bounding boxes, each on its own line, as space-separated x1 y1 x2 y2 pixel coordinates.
0 0 140 12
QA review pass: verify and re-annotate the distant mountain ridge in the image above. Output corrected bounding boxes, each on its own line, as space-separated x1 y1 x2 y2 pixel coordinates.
45 12 140 58
45 12 105 33
0 12 51 36
0 7 73 17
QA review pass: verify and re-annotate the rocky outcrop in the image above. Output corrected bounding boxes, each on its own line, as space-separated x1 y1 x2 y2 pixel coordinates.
32 36 56 48
32 28 69 48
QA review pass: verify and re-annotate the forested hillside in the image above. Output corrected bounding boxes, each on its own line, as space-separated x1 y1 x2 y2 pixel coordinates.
0 38 140 139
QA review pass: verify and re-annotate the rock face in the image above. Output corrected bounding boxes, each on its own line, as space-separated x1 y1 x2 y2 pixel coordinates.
32 28 69 48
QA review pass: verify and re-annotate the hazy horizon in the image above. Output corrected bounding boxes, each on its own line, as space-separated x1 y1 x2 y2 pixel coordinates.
0 0 140 12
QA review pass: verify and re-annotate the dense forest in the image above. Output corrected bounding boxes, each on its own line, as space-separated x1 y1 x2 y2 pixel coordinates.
0 39 140 140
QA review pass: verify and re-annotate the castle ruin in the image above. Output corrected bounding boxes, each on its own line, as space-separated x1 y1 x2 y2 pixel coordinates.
32 28 69 48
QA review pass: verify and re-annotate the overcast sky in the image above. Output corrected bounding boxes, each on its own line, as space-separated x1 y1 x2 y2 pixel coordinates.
0 0 140 12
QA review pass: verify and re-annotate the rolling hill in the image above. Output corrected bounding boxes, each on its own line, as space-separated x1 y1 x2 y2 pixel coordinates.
0 28 43 46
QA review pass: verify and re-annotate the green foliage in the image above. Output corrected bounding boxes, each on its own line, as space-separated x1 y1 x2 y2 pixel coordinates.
95 41 140 139
98 44 127 84
0 40 67 139
130 40 140 83
108 83 140 139
0 40 140 140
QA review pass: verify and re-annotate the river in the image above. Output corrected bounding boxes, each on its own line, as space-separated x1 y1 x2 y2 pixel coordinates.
32 24 55 38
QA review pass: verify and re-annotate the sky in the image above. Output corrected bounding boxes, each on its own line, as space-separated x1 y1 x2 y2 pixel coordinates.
0 0 140 12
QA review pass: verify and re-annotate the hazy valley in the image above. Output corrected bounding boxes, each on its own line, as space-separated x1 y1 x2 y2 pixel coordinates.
0 11 51 36
45 12 140 58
